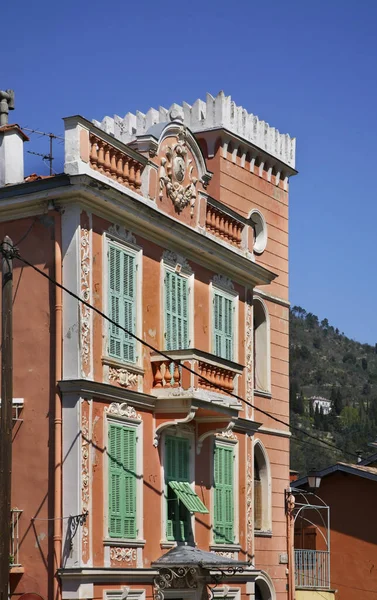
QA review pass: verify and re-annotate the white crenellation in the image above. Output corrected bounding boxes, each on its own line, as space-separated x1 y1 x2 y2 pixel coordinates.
93 91 296 168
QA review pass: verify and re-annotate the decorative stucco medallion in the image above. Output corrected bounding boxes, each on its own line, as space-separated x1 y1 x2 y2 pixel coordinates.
109 366 138 388
105 402 141 421
110 547 137 563
159 128 198 214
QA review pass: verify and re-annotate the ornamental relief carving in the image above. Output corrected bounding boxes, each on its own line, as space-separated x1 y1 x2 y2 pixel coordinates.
216 429 238 441
159 128 198 215
246 447 253 553
212 274 235 292
108 366 138 388
80 228 91 376
105 402 142 421
110 547 137 563
108 224 136 245
162 250 192 273
81 401 91 562
245 300 253 419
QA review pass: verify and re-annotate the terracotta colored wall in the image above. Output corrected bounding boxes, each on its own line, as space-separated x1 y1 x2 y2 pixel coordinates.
315 473 377 600
0 216 56 600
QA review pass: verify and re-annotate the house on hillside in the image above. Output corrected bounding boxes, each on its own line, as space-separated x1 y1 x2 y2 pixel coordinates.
294 460 377 600
310 397 331 415
0 90 296 600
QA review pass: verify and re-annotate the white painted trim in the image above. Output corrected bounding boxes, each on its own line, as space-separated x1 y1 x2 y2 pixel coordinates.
248 209 267 256
103 411 144 560
253 439 272 534
253 296 271 395
212 587 241 600
104 589 146 600
255 571 276 600
103 232 143 368
160 427 196 544
253 287 289 308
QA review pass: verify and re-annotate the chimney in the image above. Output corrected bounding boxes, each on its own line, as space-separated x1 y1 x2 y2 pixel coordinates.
0 90 29 187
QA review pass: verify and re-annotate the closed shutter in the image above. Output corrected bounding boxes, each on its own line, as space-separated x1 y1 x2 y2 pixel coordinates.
213 291 234 361
165 436 190 541
165 270 189 350
214 444 234 543
108 243 136 362
108 423 137 539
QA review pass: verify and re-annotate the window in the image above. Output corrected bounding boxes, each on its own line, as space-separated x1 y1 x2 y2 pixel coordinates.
108 242 137 362
164 435 208 542
213 443 234 543
108 423 137 538
164 269 189 350
213 289 235 361
254 440 272 533
253 298 270 393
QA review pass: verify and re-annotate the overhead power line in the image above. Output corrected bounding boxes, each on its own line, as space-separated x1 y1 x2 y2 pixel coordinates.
0 240 359 461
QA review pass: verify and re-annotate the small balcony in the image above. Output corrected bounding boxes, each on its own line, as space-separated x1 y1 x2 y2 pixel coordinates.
10 508 23 574
295 549 330 589
150 349 243 411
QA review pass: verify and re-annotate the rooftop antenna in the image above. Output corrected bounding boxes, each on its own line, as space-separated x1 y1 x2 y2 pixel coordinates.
23 128 64 176
0 89 15 126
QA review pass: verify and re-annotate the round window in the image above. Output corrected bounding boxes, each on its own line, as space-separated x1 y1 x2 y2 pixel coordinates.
250 210 267 254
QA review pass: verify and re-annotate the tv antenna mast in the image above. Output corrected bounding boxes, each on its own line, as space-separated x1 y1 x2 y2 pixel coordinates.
23 128 64 176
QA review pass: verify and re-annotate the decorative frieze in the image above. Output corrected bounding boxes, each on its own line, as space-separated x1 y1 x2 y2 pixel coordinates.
105 402 141 421
162 250 192 273
108 367 138 389
246 445 253 554
212 274 235 292
110 547 137 563
245 300 253 419
108 224 136 246
81 400 91 563
80 228 91 377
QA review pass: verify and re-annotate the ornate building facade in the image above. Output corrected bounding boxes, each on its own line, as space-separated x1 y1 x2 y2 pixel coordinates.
0 91 296 600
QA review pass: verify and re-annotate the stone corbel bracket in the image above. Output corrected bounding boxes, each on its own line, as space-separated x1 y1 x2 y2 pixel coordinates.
196 420 235 455
153 406 197 447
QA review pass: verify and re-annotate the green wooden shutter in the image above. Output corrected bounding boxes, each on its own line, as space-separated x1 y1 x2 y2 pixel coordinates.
214 444 234 543
213 290 234 360
108 243 136 362
165 270 189 350
108 423 137 539
165 436 190 541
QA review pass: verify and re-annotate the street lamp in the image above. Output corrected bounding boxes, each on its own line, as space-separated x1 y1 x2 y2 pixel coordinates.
307 471 322 490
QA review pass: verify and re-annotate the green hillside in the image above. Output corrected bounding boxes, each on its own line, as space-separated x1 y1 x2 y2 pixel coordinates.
289 306 377 475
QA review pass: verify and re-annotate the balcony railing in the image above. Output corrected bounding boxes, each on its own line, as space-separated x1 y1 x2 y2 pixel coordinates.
89 132 143 192
150 349 243 402
295 549 330 589
205 203 244 248
10 508 22 568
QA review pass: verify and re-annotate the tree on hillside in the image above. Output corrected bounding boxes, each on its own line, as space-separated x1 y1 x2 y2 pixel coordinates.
331 386 343 416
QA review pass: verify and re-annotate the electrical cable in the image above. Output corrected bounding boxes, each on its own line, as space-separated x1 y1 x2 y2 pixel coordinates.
1 241 360 461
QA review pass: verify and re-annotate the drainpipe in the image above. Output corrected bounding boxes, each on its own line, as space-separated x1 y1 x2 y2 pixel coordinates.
286 491 296 600
53 214 62 600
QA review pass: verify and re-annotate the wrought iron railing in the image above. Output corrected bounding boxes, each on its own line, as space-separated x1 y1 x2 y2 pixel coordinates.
294 549 330 589
10 508 22 567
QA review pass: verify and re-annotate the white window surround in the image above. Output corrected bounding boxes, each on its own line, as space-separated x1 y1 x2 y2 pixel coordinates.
253 439 272 534
209 281 239 363
248 209 267 255
211 437 239 547
161 256 194 350
103 232 143 368
104 589 146 600
103 411 144 546
255 571 276 600
160 428 196 546
253 296 271 395
212 587 241 600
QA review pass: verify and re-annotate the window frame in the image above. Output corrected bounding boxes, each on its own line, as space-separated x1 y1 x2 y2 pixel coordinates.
103 233 142 366
253 296 271 395
161 429 195 545
253 439 272 535
104 411 143 544
210 282 238 362
162 261 194 351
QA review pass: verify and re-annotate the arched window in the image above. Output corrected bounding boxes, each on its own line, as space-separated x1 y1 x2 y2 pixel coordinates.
255 573 276 600
253 298 270 394
254 440 272 533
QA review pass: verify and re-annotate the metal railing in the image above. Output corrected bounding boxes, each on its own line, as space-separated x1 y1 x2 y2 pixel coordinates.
295 549 330 589
10 508 22 566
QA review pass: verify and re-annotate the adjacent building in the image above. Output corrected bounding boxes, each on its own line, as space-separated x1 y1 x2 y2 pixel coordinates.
0 91 296 600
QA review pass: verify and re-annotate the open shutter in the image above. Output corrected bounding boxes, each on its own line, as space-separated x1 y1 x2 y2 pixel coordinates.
165 270 189 350
214 444 234 543
108 423 123 537
165 436 190 541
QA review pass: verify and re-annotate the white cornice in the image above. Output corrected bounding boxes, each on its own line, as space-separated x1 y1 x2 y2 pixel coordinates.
0 174 277 288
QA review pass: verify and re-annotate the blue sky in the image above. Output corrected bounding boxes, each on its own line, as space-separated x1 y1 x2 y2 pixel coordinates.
3 0 377 343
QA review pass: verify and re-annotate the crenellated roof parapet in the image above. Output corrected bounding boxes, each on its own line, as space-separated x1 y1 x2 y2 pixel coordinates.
93 91 296 169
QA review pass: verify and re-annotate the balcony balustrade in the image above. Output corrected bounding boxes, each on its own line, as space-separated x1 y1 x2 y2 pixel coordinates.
150 349 243 406
205 203 244 248
89 133 143 192
295 549 330 589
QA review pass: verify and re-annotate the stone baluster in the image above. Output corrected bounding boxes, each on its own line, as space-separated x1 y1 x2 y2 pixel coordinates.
173 363 180 387
89 135 99 170
116 152 124 183
123 158 130 186
135 164 142 191
104 144 111 175
154 364 163 388
129 160 136 189
110 149 117 179
97 140 105 173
